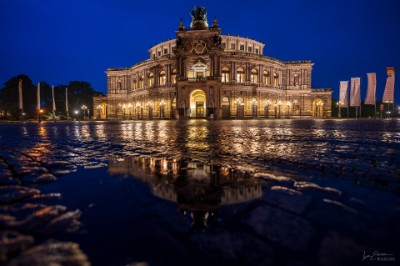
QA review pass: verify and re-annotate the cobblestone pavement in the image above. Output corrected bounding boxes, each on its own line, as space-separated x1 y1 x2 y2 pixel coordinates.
0 119 399 265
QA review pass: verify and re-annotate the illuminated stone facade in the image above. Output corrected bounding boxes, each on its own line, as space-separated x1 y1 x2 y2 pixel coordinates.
94 7 332 120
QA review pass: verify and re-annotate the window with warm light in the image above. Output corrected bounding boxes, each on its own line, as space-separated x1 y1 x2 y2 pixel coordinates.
147 72 154 87
263 70 270 85
274 72 279 86
221 66 230 83
250 69 258 84
172 69 177 84
237 67 245 83
159 70 166 86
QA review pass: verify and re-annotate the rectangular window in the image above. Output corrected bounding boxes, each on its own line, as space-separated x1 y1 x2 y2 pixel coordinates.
231 43 236 50
240 45 245 51
157 51 161 57
255 48 259 54
248 47 252 52
164 48 168 54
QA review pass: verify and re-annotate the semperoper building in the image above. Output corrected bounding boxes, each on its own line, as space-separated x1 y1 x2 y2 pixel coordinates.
94 6 332 120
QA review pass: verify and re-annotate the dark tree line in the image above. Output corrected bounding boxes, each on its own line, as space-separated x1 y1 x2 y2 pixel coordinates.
0 74 104 120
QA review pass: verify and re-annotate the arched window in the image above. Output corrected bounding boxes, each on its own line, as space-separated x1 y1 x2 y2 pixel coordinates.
263 70 270 85
171 69 177 84
147 72 154 87
237 67 245 83
159 70 166 86
250 69 258 84
139 75 144 88
221 66 230 83
273 72 279 86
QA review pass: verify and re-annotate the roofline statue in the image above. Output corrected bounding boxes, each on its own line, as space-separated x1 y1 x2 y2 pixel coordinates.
190 6 207 21
190 6 208 29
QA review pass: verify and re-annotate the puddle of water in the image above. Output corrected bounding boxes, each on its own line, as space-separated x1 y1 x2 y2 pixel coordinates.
41 156 265 266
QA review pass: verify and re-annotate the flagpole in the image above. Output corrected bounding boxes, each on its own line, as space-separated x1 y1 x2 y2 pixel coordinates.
37 82 41 123
66 87 69 120
52 85 56 122
19 78 23 120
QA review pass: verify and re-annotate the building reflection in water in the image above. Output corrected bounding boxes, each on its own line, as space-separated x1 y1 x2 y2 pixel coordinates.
109 156 263 231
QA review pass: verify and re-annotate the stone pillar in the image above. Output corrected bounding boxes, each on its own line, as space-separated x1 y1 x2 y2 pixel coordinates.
143 69 147 88
167 64 171 86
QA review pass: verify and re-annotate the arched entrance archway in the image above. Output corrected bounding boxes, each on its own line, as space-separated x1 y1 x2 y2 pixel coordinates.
190 89 206 118
312 99 324 118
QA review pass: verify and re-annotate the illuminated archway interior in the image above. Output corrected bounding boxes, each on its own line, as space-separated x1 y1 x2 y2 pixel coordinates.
190 90 206 118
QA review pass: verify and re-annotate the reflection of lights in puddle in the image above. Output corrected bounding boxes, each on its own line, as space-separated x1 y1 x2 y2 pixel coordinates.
109 156 264 231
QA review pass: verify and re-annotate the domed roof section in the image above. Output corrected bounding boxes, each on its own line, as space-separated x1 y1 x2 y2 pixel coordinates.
190 6 208 30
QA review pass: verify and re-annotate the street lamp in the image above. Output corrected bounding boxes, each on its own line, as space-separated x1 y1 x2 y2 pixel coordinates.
265 99 270 119
277 100 282 118
286 100 291 118
122 104 126 120
160 99 165 119
252 98 257 118
74 110 79 121
128 103 132 119
38 109 44 123
136 102 141 119
147 101 153 119
81 105 87 120
316 101 324 118
96 105 102 120
235 98 242 118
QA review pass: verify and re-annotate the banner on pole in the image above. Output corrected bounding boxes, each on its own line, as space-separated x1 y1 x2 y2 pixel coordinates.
339 81 348 106
365 73 376 105
350 77 361 107
383 67 395 103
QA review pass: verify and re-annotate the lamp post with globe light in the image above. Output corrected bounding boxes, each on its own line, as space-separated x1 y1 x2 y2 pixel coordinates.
81 105 87 120
128 103 132 119
74 110 79 121
265 99 270 119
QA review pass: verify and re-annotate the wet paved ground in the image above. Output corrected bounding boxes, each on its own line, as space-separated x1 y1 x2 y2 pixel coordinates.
0 119 399 265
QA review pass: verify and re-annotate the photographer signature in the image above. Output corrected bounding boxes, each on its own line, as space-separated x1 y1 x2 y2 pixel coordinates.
363 251 395 261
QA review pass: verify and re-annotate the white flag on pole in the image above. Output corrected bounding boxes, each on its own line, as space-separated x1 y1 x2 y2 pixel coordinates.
365 73 376 105
382 67 395 103
350 78 361 107
339 81 348 106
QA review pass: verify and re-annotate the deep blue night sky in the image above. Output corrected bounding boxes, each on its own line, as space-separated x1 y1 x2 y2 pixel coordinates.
1 0 399 103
